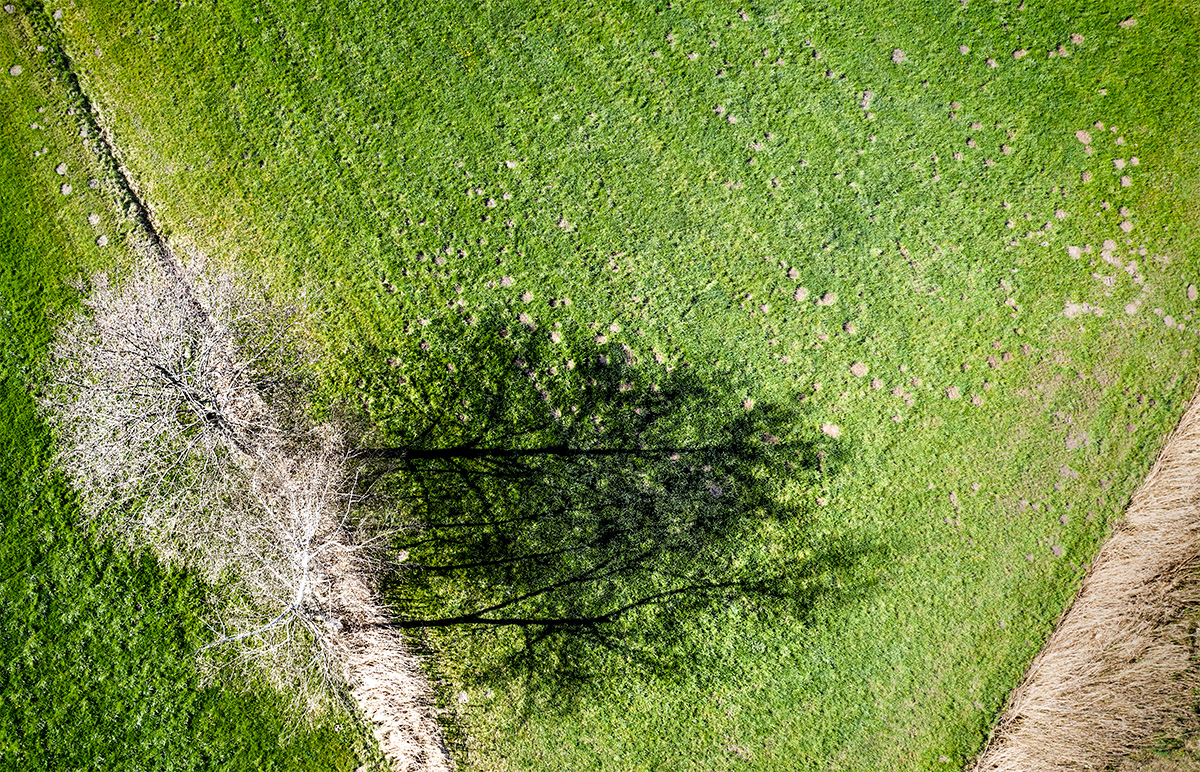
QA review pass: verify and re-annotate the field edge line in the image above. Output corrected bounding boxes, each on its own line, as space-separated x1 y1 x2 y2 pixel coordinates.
970 374 1200 771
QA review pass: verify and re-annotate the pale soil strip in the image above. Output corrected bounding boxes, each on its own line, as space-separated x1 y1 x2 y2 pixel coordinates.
20 5 453 769
972 380 1200 771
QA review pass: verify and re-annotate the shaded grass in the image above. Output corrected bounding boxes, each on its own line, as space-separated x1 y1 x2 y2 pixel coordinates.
8 0 1200 768
357 315 885 697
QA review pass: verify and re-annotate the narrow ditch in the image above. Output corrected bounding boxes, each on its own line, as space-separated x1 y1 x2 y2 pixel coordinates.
18 4 174 272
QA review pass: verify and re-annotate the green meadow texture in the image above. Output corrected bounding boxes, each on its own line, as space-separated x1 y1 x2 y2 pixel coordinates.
0 11 364 772
4 0 1200 769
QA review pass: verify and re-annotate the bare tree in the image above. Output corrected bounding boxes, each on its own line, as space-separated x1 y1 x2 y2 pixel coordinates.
40 255 454 767
42 256 358 711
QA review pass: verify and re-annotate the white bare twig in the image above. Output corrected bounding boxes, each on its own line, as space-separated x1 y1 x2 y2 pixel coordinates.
40 254 451 766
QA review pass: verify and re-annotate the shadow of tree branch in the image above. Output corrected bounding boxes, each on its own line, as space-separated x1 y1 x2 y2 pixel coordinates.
346 314 881 700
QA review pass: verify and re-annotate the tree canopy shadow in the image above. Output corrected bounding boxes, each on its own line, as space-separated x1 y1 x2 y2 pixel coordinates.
348 313 883 704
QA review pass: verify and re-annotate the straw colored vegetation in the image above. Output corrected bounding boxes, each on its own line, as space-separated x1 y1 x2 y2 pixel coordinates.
40 241 452 767
1117 736 1200 771
0 13 375 772
5 0 1200 769
974 385 1200 772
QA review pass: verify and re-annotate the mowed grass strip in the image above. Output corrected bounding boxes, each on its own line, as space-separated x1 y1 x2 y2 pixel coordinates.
29 0 1200 768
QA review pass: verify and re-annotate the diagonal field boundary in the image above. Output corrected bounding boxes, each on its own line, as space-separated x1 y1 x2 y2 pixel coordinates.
972 379 1200 770
17 4 454 769
16 3 176 277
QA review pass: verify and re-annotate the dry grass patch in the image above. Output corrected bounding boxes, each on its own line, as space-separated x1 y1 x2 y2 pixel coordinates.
972 382 1200 771
40 254 451 770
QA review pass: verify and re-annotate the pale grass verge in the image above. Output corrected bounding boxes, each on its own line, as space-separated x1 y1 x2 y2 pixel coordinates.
336 578 454 770
972 382 1200 771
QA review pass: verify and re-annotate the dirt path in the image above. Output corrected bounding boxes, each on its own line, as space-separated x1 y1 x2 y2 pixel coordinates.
972 380 1200 771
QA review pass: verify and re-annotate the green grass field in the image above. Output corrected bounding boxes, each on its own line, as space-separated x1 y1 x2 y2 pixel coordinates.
0 14 365 771
4 0 1200 769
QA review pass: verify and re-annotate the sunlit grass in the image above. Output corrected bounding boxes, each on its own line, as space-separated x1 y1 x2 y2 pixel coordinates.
4 0 1200 768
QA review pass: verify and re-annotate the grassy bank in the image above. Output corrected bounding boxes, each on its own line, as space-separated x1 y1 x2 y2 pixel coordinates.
0 14 364 770
8 0 1200 768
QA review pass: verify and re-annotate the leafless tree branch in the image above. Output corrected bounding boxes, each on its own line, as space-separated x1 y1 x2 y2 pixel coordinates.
37 257 441 750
